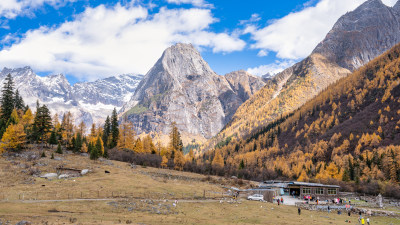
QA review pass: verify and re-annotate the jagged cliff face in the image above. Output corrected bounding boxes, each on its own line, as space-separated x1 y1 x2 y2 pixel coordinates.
313 0 400 71
122 43 265 140
0 67 143 127
215 0 400 144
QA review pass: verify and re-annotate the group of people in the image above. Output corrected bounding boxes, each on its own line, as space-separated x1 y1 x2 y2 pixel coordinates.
275 197 284 205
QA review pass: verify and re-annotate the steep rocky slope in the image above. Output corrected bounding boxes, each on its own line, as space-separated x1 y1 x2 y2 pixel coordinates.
214 0 400 145
121 43 265 140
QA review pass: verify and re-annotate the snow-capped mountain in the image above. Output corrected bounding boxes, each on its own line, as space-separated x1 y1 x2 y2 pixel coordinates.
0 66 143 127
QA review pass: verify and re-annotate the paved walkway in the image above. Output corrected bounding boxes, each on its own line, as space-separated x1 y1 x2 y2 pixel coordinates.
279 195 304 206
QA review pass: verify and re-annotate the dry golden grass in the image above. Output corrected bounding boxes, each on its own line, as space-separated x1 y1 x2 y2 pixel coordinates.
0 149 399 224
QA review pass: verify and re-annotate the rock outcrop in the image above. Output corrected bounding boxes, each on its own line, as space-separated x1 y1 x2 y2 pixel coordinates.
122 43 265 139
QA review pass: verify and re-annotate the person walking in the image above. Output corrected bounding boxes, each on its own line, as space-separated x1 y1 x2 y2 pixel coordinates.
366 217 370 225
277 198 280 205
361 217 365 225
327 205 331 213
298 207 301 215
281 197 284 204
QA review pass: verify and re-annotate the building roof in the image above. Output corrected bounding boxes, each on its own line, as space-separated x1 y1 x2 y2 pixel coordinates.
289 182 340 188
260 180 340 188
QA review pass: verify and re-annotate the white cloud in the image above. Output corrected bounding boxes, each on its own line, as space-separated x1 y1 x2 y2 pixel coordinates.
239 13 261 25
0 3 245 81
245 0 398 60
257 50 267 57
0 0 75 18
247 60 296 77
166 0 212 8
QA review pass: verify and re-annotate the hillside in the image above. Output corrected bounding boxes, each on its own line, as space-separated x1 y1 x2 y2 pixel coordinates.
210 0 400 148
1 149 399 224
121 43 265 141
201 42 400 194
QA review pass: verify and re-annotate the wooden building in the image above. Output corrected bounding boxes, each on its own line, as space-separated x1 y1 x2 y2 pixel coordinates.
259 181 340 199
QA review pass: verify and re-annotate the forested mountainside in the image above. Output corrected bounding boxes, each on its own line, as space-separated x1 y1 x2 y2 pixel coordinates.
209 0 400 148
120 43 265 141
200 42 400 195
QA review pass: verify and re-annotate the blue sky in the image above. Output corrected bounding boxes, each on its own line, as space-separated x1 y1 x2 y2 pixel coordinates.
0 0 398 84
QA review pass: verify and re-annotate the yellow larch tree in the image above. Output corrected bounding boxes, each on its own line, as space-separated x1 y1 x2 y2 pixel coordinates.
0 124 26 152
117 120 136 150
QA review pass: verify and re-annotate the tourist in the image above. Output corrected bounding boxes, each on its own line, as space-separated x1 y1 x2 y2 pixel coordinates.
298 207 301 215
366 217 370 225
361 217 365 225
277 198 280 205
281 197 283 204
328 205 331 213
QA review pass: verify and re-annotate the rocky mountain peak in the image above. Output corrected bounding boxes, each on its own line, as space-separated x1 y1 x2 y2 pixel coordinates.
359 0 384 8
160 43 215 80
121 43 265 141
394 0 400 11
312 0 400 71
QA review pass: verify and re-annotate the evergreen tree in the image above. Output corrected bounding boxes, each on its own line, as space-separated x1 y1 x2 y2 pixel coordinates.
74 132 83 152
0 74 15 138
56 142 63 154
95 136 104 156
90 143 99 160
110 108 119 148
49 129 58 146
33 104 53 144
1 74 15 122
14 89 24 110
102 116 111 145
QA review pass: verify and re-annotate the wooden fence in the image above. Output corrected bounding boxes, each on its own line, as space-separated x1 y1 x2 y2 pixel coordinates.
0 190 230 201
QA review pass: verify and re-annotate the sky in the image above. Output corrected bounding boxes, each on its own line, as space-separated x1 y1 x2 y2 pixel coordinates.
0 0 398 84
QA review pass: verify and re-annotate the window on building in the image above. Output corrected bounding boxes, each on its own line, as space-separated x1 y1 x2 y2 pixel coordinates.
316 188 324 195
328 188 337 195
302 188 311 195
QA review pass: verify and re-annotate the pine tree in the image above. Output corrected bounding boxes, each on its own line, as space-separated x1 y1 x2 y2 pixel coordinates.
95 136 104 156
239 159 245 170
49 129 58 146
56 143 63 154
1 74 15 125
110 108 119 148
33 104 53 145
90 142 99 160
74 132 83 152
103 116 111 145
14 89 24 110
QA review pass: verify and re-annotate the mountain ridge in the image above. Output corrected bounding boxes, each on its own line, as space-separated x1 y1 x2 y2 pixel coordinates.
210 0 400 148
